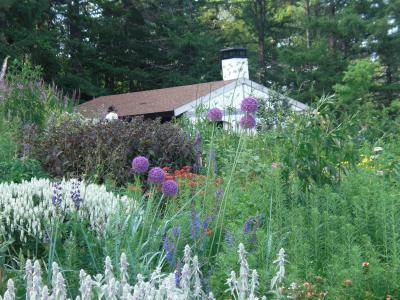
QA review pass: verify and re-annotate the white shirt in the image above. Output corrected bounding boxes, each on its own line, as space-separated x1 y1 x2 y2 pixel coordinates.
105 112 118 121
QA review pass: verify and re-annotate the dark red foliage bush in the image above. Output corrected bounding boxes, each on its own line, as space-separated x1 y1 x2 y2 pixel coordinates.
32 114 198 184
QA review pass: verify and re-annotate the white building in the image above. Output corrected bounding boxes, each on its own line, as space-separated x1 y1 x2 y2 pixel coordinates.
77 47 307 128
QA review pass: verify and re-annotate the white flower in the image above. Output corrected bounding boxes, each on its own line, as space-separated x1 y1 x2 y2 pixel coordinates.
373 146 383 153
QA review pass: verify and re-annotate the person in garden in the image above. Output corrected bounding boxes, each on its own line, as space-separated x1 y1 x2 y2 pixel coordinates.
105 105 118 121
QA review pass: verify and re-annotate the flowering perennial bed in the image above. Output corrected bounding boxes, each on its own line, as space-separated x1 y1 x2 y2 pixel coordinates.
0 178 135 241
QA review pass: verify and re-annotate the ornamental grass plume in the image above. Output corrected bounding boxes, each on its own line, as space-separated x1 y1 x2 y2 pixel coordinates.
207 107 223 122
162 180 178 197
240 96 259 113
131 156 149 173
240 114 256 129
148 167 165 183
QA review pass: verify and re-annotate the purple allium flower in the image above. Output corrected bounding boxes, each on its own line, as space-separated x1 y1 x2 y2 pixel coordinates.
207 107 223 122
191 209 201 240
240 114 256 129
162 180 178 197
70 179 82 209
52 182 62 207
147 167 165 183
162 234 175 265
240 96 259 113
131 156 149 173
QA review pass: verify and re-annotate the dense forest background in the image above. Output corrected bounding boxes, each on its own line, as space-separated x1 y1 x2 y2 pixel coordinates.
0 0 399 105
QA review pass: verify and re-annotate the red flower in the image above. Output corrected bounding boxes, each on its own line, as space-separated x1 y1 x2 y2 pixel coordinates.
362 261 369 267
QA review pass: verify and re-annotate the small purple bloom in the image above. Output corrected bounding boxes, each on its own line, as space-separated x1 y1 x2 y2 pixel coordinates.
207 107 223 122
191 209 201 240
224 231 234 248
148 167 165 183
162 180 178 197
52 182 62 207
215 188 224 201
240 114 256 129
171 226 181 238
70 179 82 209
175 264 181 288
162 234 175 265
131 156 149 173
240 96 259 113
203 216 212 230
243 217 255 234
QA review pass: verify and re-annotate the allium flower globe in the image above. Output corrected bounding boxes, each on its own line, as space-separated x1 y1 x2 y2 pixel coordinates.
148 167 165 183
240 114 256 129
240 96 258 113
207 107 223 122
131 156 149 173
162 180 178 197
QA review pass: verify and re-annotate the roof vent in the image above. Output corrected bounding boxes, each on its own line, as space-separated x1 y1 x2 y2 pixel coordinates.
220 47 249 81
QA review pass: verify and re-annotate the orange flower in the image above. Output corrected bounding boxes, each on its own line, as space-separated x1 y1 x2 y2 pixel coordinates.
206 228 212 237
189 181 197 188
128 185 141 191
343 279 352 285
362 261 369 267
319 291 328 298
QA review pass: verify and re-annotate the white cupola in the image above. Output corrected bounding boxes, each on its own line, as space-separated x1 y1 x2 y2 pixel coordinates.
220 47 249 81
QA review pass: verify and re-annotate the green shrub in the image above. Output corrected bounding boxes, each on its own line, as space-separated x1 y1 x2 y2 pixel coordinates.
32 113 197 184
0 158 47 183
2 60 69 128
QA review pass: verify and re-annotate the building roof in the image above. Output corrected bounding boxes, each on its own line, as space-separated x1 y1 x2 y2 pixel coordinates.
77 80 234 118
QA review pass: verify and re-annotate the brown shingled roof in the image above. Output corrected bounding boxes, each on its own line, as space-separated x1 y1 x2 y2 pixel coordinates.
76 80 234 118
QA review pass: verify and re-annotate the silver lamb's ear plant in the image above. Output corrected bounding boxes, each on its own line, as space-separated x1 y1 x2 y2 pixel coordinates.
25 259 33 297
270 248 287 295
13 245 280 299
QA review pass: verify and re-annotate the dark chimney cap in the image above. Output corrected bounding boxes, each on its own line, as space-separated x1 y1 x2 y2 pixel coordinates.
220 47 247 60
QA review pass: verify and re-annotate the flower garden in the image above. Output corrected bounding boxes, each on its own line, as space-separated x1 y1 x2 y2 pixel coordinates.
1 64 400 299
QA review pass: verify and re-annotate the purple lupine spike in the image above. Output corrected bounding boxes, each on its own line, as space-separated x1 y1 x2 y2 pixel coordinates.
243 217 255 234
191 209 201 240
162 234 175 265
70 179 82 209
171 226 181 238
175 263 182 288
52 182 62 207
224 230 234 248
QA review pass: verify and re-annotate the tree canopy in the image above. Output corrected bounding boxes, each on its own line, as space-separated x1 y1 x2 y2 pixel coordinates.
0 0 398 106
